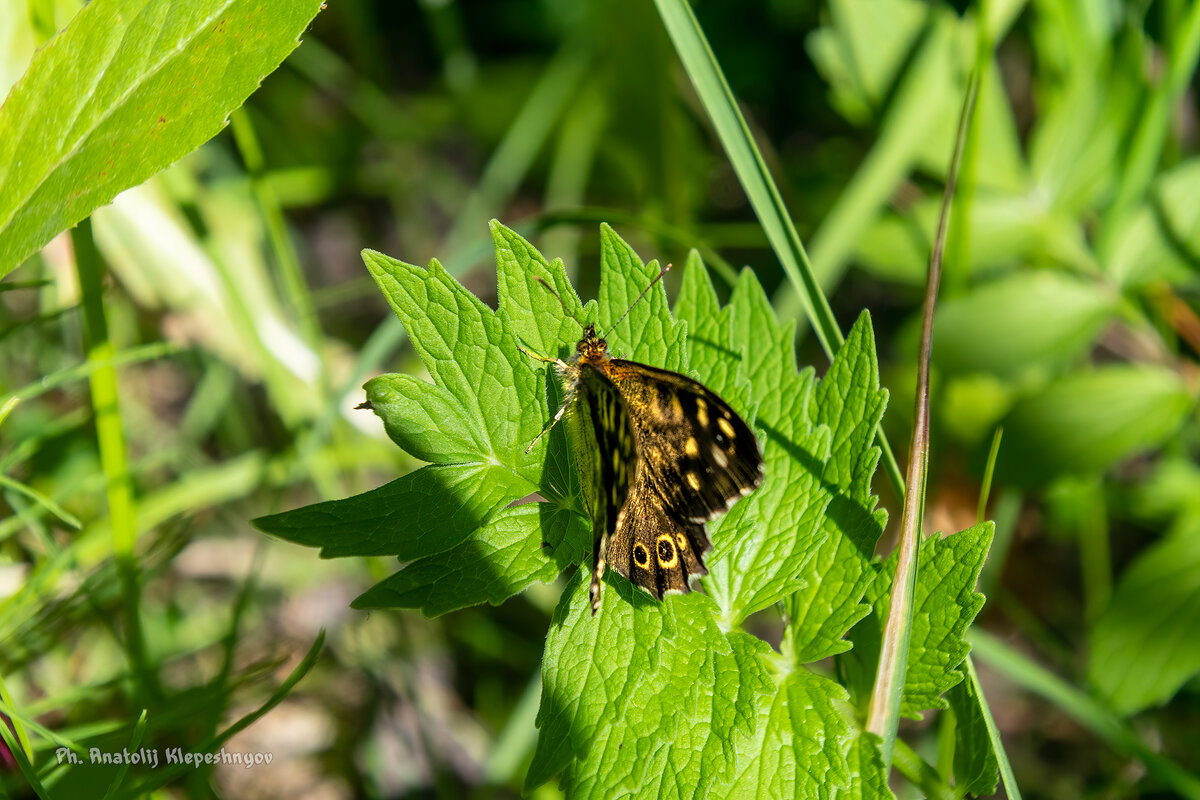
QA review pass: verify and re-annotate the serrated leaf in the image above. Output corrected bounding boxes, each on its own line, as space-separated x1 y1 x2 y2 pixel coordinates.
363 374 486 464
492 220 589 358
861 523 993 719
673 251 754 420
1089 517 1200 714
362 252 547 482
830 733 895 800
719 669 854 799
0 0 325 275
946 671 1000 795
255 462 527 560
260 225 906 793
527 572 773 798
787 312 889 662
351 504 589 616
705 270 834 624
598 224 687 371
258 236 580 614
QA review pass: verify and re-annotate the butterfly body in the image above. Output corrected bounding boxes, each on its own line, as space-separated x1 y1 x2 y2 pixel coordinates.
549 323 763 614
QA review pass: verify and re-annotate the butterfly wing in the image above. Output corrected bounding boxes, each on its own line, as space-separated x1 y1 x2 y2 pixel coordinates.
603 360 763 523
571 363 638 614
607 476 709 597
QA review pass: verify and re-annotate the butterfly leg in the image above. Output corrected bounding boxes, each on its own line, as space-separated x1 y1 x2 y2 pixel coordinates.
525 397 571 454
517 342 571 454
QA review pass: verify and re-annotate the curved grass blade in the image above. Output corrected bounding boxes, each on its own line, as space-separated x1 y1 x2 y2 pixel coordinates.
652 0 904 498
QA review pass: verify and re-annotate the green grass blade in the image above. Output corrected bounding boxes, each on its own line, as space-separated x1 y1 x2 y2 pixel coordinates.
0 674 33 771
0 474 82 530
977 426 1003 523
971 629 1200 799
964 655 1022 800
0 713 50 799
652 0 905 498
6 342 183 406
652 0 839 353
100 709 148 800
71 221 155 704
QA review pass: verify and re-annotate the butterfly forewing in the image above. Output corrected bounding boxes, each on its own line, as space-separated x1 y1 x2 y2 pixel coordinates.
601 361 763 522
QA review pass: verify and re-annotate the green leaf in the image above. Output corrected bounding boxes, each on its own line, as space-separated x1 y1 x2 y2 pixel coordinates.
997 366 1194 485
673 251 753 420
1089 517 1200 714
598 224 687 371
831 733 895 800
352 504 589 616
930 271 1117 379
705 270 834 624
255 462 528 560
720 669 855 799
362 374 487 464
0 0 325 275
361 252 547 484
946 672 1000 795
260 224 904 792
492 219 589 359
526 572 774 797
855 523 993 719
786 312 889 663
257 237 577 613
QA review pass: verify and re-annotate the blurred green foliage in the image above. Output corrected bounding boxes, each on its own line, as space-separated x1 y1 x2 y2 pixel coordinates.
0 0 1198 797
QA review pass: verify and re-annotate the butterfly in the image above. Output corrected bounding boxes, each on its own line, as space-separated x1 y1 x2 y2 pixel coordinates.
523 268 764 615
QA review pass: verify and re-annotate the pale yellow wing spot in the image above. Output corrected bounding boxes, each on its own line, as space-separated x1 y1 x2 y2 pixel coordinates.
717 417 736 439
696 397 709 428
685 437 700 457
711 445 729 469
686 471 701 491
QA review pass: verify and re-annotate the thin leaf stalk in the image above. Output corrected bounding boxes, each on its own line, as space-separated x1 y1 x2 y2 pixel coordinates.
865 74 979 763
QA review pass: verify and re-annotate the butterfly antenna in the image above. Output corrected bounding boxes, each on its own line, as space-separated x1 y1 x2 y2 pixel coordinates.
535 276 587 329
604 263 671 338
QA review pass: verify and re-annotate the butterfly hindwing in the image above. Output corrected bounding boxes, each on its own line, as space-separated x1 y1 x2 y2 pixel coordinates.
608 480 709 597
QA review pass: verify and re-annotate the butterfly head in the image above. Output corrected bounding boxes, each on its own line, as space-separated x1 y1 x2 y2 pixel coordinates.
575 323 609 364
